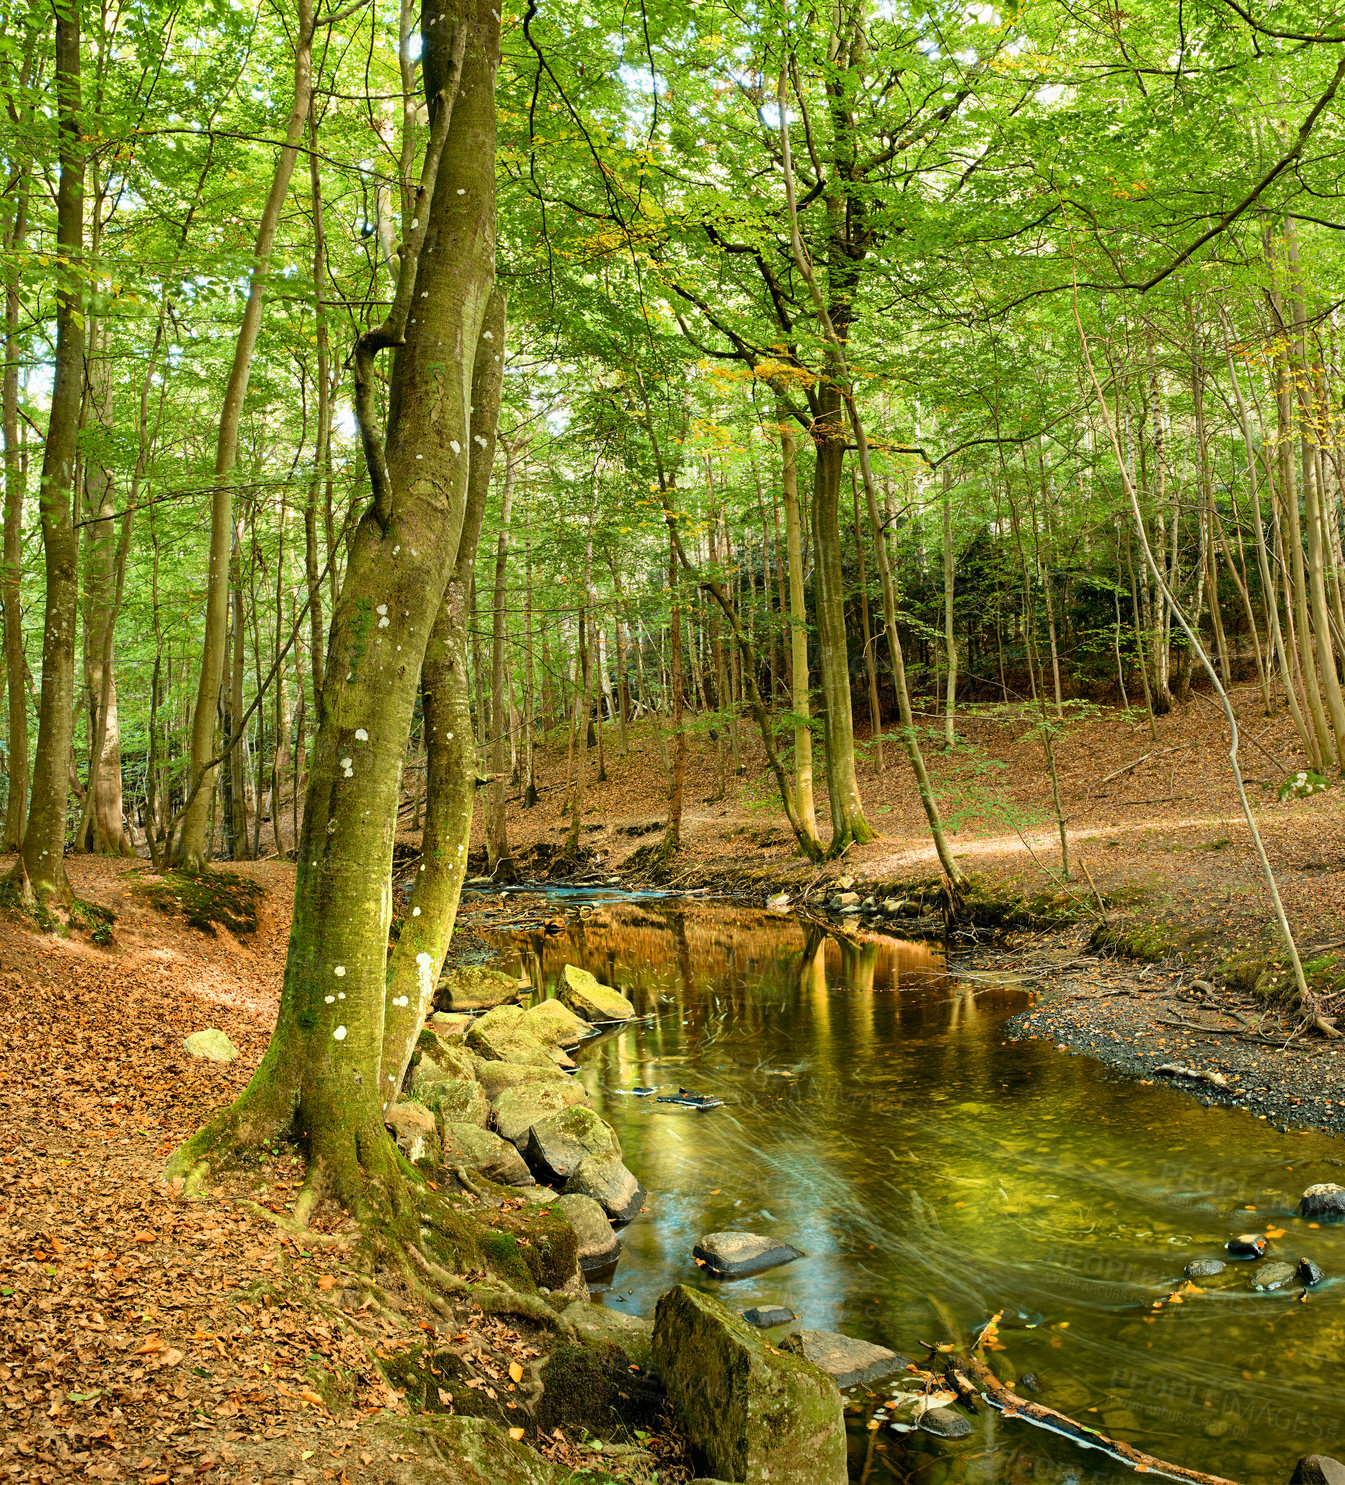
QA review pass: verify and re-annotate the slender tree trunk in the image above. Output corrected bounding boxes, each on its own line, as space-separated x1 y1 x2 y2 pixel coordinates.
853 471 883 770
941 465 957 747
485 441 517 876
12 8 82 907
662 528 685 854
175 0 316 869
779 410 820 847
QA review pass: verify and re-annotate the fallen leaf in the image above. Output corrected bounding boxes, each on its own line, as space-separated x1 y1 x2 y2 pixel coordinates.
508 1362 523 1384
317 1275 336 1290
134 1337 164 1355
508 1427 525 1441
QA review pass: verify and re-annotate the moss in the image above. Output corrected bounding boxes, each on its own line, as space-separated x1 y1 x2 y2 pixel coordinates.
533 1336 665 1439
1090 919 1213 963
135 867 264 936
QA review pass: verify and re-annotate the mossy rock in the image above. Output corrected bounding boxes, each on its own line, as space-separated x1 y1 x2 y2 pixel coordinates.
375 1413 587 1484
437 964 523 1012
653 1284 846 1485
479 1205 580 1293
1089 918 1212 964
533 1334 665 1439
136 868 264 936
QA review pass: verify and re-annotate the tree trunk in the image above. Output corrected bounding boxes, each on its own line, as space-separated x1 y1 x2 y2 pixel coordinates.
779 411 820 847
175 0 315 869
171 0 501 1219
485 440 517 876
12 7 82 908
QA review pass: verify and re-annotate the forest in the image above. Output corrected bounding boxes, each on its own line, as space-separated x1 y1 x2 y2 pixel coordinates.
5 0 1345 1481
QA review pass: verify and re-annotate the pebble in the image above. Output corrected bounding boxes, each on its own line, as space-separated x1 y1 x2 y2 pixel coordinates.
1225 1233 1267 1258
918 1406 973 1439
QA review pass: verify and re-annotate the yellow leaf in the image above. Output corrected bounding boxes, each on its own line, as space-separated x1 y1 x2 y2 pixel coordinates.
508 1361 523 1384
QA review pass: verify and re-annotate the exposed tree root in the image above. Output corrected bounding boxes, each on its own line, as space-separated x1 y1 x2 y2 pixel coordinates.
407 1242 577 1338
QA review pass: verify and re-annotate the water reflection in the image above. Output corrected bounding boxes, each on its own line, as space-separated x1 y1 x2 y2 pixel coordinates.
488 899 1345 1485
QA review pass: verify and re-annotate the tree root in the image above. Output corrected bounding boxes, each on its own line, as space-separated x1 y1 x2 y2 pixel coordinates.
407 1242 576 1338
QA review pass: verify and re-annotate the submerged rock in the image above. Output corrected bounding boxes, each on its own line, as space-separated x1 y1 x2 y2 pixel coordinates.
183 1028 238 1063
1298 1257 1325 1286
1225 1233 1267 1258
440 1122 533 1186
491 1082 591 1150
652 1284 846 1484
525 1105 622 1183
558 963 636 1023
565 1152 644 1222
1251 1261 1298 1291
556 1192 621 1275
384 1100 437 1166
1290 1457 1345 1484
780 1329 910 1389
693 1231 804 1279
917 1406 973 1439
741 1305 796 1328
1300 1183 1345 1219
1018 1372 1042 1394
1184 1257 1227 1279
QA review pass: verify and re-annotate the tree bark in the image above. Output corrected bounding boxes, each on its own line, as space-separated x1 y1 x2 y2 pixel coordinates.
485 438 517 876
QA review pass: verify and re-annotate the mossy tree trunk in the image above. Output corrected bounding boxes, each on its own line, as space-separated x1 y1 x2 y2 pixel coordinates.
170 0 500 1218
12 6 82 909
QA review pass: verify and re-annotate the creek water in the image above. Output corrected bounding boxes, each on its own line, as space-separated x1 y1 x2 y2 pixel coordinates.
485 893 1345 1485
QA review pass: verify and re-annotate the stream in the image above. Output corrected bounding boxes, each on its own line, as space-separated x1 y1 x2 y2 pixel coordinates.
482 892 1345 1485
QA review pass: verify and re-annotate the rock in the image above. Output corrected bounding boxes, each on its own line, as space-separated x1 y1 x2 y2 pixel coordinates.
555 1192 620 1275
779 1329 910 1390
435 964 523 1012
419 1076 490 1129
521 999 592 1049
559 1301 653 1372
385 1100 438 1166
525 1106 622 1183
183 1029 238 1062
1251 1261 1298 1291
741 1306 795 1328
440 1122 533 1185
835 891 861 907
1184 1257 1227 1279
918 1406 974 1439
415 1029 473 1069
1300 1183 1345 1219
765 892 790 911
378 1413 569 1484
492 1083 591 1150
427 1010 471 1038
558 963 636 1023
1225 1233 1267 1258
1298 1257 1325 1286
652 1284 846 1485
836 875 854 890
1018 1372 1042 1394
692 1230 804 1279
1291 1458 1345 1484
475 1059 571 1099
411 1048 476 1097
566 1153 644 1222
468 1006 575 1069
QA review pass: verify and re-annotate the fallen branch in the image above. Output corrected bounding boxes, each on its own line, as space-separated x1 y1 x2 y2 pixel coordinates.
944 1352 1241 1485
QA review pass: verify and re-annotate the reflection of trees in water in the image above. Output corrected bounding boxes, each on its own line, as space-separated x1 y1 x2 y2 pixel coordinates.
493 904 951 1017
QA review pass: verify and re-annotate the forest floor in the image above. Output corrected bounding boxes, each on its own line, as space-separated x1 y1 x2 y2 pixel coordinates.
0 856 680 1485
473 683 1345 1137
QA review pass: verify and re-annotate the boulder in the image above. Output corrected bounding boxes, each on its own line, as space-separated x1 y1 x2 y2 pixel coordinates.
779 1329 910 1390
427 1010 471 1039
385 1100 438 1166
435 964 523 1013
492 1083 591 1150
560 1301 653 1372
835 891 861 907
183 1029 238 1063
558 963 636 1023
525 1106 622 1183
476 1058 571 1099
440 1122 533 1186
413 1040 476 1085
565 1153 644 1222
1291 1458 1345 1484
918 1406 973 1439
1300 1183 1345 1219
741 1306 795 1329
693 1231 804 1279
1251 1261 1298 1291
521 998 593 1049
1225 1233 1266 1258
420 1076 490 1129
468 1006 575 1069
1184 1257 1226 1280
555 1192 620 1275
652 1284 846 1485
